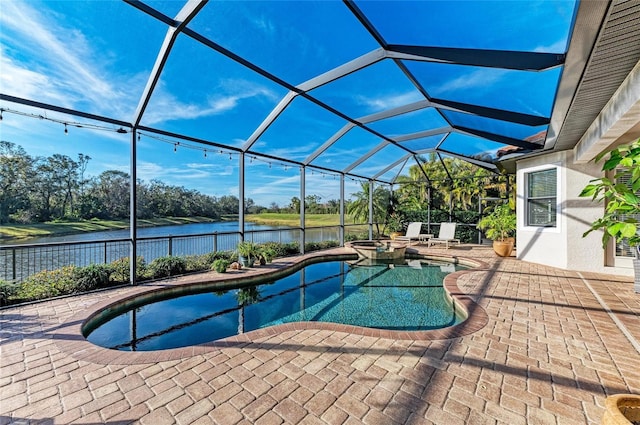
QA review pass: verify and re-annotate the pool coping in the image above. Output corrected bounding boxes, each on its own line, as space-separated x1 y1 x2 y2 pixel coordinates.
52 248 490 365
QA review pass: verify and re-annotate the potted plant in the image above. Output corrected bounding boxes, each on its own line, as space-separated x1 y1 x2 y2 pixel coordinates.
236 241 258 268
602 394 640 425
580 139 640 292
477 203 517 257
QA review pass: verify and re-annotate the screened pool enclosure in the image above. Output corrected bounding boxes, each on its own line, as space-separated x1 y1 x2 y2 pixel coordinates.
1 0 613 283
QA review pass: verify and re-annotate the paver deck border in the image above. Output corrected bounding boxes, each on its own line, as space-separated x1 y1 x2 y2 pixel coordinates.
52 248 490 365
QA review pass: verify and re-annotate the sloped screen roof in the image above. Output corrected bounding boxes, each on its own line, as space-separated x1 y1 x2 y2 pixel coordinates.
0 0 578 183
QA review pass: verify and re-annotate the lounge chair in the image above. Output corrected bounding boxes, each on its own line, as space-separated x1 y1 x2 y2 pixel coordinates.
395 222 423 245
428 222 461 249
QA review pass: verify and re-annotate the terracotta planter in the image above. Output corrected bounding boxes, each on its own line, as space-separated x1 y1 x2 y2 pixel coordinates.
603 394 640 425
492 240 514 257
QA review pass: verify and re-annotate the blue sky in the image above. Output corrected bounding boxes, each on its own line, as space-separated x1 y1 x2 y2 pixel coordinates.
0 0 577 207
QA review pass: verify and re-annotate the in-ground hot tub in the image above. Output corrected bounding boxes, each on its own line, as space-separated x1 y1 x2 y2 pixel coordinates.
345 240 407 261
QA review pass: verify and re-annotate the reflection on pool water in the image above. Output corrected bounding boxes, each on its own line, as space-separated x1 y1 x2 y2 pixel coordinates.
84 259 466 351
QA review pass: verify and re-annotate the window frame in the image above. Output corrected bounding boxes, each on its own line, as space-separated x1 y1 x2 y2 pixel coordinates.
518 163 561 232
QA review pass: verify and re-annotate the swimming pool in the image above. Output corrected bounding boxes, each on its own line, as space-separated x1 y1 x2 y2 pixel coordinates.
84 259 465 351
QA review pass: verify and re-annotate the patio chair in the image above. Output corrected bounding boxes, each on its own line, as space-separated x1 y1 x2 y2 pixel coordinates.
395 222 423 245
428 222 461 249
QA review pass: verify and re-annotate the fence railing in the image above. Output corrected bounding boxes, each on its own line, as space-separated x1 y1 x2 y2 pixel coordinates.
0 225 351 283
0 222 484 283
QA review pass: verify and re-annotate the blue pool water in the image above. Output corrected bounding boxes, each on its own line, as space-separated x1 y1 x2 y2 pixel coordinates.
85 259 465 351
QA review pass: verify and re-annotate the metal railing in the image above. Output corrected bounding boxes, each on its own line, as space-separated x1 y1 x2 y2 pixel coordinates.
0 226 342 283
0 222 483 283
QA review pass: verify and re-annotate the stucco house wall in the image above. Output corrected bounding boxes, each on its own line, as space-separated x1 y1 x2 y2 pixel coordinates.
516 150 633 276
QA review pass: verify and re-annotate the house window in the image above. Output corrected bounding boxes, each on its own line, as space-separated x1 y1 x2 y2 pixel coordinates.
615 169 640 257
526 168 557 227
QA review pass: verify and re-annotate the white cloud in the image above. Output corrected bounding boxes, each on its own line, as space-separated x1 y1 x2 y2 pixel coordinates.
432 69 509 95
355 91 424 113
534 39 567 54
136 160 212 182
0 52 59 102
250 15 276 36
185 163 217 170
0 2 130 115
0 2 278 125
141 79 278 125
249 174 299 195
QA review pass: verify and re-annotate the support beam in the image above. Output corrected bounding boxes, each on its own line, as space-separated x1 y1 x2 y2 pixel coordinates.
297 48 386 92
304 123 355 165
340 174 345 246
358 100 432 124
343 141 389 173
300 167 306 254
393 127 451 143
386 45 565 71
437 152 454 185
239 152 245 241
368 180 374 240
242 92 297 151
343 0 387 47
413 155 432 185
0 94 131 128
129 129 138 285
124 0 177 25
373 154 411 180
132 0 206 126
436 149 499 172
453 126 542 151
392 158 410 184
430 98 550 127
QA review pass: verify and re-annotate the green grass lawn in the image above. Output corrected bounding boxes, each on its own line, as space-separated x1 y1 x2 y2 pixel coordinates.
245 213 361 227
1 214 364 240
0 216 217 240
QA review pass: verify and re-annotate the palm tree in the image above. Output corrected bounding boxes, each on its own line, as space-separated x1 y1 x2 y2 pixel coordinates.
347 182 391 236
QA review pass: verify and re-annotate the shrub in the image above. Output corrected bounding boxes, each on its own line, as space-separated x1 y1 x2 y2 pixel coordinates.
259 241 299 257
305 240 339 252
110 256 146 284
345 232 369 242
147 256 187 279
212 259 230 273
258 246 276 263
184 255 209 273
74 263 112 292
202 250 235 265
16 266 79 301
236 241 259 261
0 280 19 306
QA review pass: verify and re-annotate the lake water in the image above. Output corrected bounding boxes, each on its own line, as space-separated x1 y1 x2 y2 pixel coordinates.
1 221 285 246
0 221 346 281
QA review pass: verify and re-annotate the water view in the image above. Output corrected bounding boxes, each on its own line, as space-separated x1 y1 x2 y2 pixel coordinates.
0 221 344 282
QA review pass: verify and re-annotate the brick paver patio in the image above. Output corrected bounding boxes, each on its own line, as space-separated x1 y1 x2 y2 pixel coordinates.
1 245 639 424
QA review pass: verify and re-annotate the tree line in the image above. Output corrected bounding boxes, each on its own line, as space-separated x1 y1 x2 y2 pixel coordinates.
0 141 249 224
1 141 511 226
347 154 513 234
0 141 348 225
